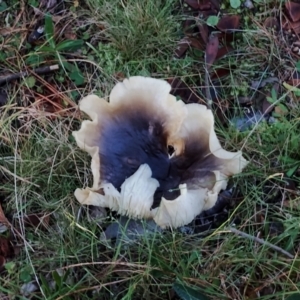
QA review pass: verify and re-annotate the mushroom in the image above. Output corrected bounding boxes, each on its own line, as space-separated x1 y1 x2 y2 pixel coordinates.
73 76 248 228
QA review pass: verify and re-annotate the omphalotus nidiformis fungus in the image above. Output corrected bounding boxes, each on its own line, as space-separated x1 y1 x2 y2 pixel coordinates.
73 76 248 229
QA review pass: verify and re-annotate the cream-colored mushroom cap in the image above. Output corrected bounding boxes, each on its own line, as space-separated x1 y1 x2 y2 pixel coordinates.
73 76 248 229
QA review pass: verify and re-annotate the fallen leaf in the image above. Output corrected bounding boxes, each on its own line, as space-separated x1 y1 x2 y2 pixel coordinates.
205 35 219 68
274 105 288 116
0 255 5 272
264 16 279 30
0 237 11 257
184 0 211 10
0 91 8 107
22 213 50 231
285 1 300 22
167 78 202 104
198 23 209 44
286 71 300 86
63 25 77 40
262 98 273 114
175 38 190 58
217 15 240 32
189 37 206 50
0 204 9 226
216 45 233 60
211 68 231 80
183 19 196 35
175 37 206 58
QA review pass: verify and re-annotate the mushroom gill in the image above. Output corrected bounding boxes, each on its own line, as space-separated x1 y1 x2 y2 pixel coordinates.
73 76 248 228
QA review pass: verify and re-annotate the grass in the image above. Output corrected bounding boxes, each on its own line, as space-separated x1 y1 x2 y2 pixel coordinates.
1 0 300 299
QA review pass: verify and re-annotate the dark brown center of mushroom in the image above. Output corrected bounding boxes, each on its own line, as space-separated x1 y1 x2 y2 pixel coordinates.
99 106 170 190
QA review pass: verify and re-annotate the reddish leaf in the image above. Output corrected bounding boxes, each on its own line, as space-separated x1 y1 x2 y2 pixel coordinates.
210 0 221 10
189 37 206 50
289 20 300 33
0 237 11 257
63 25 77 40
198 23 209 44
222 32 235 44
175 38 190 58
0 91 8 107
167 78 202 104
285 1 300 22
287 71 300 86
216 45 233 60
217 15 240 32
205 35 219 68
0 204 8 225
0 255 5 272
264 16 279 30
183 19 196 35
184 0 211 10
211 68 231 80
262 98 273 114
22 213 50 230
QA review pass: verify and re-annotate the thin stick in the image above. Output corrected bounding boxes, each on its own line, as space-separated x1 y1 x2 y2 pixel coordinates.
229 227 294 259
0 64 59 85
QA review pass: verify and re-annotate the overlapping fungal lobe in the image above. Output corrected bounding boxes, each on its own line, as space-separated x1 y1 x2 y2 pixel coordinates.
72 76 187 219
73 76 248 229
152 104 248 228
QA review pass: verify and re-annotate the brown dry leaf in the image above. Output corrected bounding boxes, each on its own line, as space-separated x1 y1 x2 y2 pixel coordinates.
285 1 300 22
22 213 50 231
205 35 219 68
184 0 211 10
216 45 233 60
0 27 26 37
287 70 300 87
264 16 279 30
274 105 288 116
0 91 8 107
0 255 5 272
63 25 77 40
175 37 206 58
175 38 190 58
167 78 202 104
189 37 206 50
262 98 273 114
0 237 11 258
183 19 195 35
198 23 209 44
211 68 231 79
0 204 9 226
217 15 240 32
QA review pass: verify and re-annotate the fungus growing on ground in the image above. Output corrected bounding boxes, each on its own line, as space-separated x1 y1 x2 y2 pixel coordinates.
73 76 248 229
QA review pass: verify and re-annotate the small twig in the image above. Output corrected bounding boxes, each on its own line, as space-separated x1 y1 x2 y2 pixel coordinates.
0 64 59 86
229 227 294 259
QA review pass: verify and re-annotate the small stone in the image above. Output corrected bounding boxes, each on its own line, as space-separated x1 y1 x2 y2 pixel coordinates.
244 0 254 9
293 46 299 52
294 41 300 47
